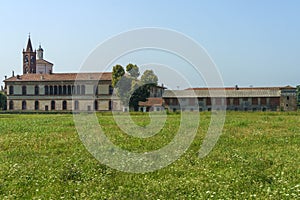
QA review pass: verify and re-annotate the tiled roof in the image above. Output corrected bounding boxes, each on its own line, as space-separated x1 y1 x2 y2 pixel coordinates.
4 72 112 82
139 97 163 106
186 86 296 90
163 88 282 98
36 59 53 66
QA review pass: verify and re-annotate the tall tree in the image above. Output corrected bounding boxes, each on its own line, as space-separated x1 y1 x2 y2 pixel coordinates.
112 64 125 87
130 84 150 111
126 63 140 79
141 70 158 86
130 69 158 111
112 64 159 111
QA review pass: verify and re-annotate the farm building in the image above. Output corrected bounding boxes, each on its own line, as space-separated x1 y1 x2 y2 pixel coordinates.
162 86 297 112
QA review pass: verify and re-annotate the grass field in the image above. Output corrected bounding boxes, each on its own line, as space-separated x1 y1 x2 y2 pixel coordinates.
0 112 299 199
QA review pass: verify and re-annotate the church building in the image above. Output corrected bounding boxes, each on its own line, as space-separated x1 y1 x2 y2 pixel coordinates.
4 36 118 111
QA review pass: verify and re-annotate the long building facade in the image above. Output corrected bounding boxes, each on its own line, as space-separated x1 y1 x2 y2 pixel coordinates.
4 73 117 111
163 86 297 112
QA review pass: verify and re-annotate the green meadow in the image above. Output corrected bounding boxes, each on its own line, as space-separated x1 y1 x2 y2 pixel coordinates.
0 112 299 199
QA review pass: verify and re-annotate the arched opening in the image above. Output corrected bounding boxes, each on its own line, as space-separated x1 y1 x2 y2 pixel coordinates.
94 85 98 95
67 85 72 95
94 100 98 110
54 86 58 95
109 85 113 95
62 100 67 110
74 100 79 110
22 86 27 95
109 100 112 110
50 86 53 95
58 85 62 95
63 85 67 95
22 100 26 110
35 85 39 95
81 85 85 95
51 100 55 110
35 100 39 110
76 85 81 95
9 100 13 110
45 85 49 95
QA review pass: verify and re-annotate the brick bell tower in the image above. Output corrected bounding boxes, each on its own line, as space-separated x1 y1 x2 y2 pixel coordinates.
23 34 36 74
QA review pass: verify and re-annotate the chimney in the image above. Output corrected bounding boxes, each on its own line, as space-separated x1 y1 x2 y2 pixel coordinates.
12 70 15 77
16 75 20 80
4 75 7 80
235 85 239 90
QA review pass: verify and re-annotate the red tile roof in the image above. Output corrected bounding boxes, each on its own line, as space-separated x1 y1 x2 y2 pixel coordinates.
139 98 163 107
186 86 296 90
4 72 112 82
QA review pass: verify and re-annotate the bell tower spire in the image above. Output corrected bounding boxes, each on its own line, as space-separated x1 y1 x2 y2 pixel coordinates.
23 34 36 74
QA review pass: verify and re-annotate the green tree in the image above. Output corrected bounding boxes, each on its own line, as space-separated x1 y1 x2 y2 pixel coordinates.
112 64 159 111
129 69 158 111
129 84 150 111
0 92 7 110
141 70 158 86
112 64 125 87
126 63 140 79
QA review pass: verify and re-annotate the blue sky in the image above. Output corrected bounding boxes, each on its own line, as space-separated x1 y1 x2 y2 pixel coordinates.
0 0 299 89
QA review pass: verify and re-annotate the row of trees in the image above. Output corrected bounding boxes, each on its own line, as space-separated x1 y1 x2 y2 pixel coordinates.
112 63 158 111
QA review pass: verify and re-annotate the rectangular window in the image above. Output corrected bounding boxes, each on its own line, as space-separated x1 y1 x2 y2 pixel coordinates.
45 86 49 95
35 86 39 95
261 98 267 105
189 98 195 105
35 101 39 110
9 86 14 95
22 86 27 95
81 85 85 95
206 98 211 106
227 98 231 106
252 97 258 105
215 98 222 105
233 98 239 106
74 100 79 110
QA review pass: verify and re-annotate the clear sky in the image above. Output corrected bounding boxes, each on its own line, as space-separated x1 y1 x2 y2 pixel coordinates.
0 0 299 89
